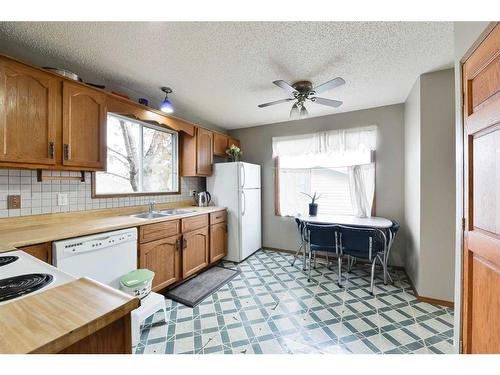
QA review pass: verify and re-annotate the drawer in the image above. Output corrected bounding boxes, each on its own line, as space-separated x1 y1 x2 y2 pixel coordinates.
210 210 227 225
139 220 180 243
181 214 209 233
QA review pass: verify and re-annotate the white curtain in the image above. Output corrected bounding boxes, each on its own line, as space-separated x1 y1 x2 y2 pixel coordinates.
348 164 375 218
273 125 377 218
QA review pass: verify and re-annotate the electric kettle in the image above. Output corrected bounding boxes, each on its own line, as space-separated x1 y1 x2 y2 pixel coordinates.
195 191 211 207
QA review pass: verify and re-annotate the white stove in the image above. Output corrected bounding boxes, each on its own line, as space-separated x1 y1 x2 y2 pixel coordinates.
0 250 75 305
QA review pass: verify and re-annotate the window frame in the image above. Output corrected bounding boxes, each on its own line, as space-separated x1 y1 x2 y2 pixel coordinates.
92 113 180 198
274 151 377 217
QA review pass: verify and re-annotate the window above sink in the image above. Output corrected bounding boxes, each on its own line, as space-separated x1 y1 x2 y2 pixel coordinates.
93 114 179 198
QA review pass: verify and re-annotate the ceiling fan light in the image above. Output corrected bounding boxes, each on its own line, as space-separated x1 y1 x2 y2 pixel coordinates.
290 103 300 119
299 105 308 118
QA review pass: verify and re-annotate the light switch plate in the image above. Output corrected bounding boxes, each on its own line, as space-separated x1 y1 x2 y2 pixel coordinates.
57 193 68 206
7 195 21 209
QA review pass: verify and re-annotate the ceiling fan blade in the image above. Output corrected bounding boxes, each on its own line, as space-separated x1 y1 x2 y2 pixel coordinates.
258 98 294 108
313 77 345 94
312 97 343 108
273 80 298 95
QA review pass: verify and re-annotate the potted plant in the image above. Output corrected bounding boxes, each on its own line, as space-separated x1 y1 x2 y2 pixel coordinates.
225 144 242 162
302 192 321 216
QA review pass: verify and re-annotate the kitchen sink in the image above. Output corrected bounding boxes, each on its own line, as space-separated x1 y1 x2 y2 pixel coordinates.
158 209 195 215
130 212 170 219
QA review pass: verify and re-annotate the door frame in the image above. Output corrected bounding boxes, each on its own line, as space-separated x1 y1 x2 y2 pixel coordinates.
456 22 498 354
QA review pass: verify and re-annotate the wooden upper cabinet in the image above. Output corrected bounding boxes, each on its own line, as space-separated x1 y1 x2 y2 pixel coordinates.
62 81 106 170
213 132 228 157
196 127 213 175
0 58 57 165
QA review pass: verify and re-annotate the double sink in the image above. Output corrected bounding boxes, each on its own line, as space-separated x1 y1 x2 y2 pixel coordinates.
130 209 195 220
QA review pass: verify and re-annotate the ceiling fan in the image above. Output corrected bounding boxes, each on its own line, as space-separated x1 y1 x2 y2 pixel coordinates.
257 77 345 119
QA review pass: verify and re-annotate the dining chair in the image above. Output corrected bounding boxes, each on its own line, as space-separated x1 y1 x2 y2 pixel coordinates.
290 218 307 270
337 225 386 294
304 223 341 283
382 220 400 284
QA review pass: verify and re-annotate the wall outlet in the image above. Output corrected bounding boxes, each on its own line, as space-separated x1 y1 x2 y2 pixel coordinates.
189 190 197 197
7 195 21 209
57 193 68 206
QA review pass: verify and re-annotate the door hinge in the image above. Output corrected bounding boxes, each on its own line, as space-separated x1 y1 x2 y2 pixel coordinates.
459 340 463 354
462 217 466 231
175 239 181 250
183 238 187 249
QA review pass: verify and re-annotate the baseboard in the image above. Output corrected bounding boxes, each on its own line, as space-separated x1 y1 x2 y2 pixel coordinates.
406 275 454 308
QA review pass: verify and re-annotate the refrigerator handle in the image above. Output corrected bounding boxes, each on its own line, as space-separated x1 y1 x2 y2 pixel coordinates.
241 190 246 216
240 163 245 188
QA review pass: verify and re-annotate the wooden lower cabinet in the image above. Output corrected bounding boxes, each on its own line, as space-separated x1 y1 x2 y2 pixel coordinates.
210 222 227 263
182 226 209 278
19 242 52 264
139 234 181 291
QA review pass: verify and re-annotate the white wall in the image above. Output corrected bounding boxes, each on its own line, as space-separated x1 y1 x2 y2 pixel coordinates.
229 104 406 266
452 21 493 353
403 69 456 302
404 79 421 287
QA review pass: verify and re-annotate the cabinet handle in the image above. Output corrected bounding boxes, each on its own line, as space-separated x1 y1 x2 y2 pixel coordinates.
63 144 70 160
48 142 55 159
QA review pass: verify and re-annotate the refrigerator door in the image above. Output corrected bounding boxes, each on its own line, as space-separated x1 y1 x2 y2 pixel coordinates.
238 162 261 190
239 188 262 260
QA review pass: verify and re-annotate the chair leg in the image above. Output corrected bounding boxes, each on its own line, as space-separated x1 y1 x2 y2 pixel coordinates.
337 256 342 287
290 243 303 267
302 244 307 271
370 257 377 295
326 253 330 269
313 251 317 269
308 249 313 282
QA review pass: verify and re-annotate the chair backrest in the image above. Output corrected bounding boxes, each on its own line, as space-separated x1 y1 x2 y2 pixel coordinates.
304 223 340 253
338 225 385 261
295 217 305 242
390 220 400 237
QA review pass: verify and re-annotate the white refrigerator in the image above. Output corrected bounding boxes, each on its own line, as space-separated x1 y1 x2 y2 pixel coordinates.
207 162 261 262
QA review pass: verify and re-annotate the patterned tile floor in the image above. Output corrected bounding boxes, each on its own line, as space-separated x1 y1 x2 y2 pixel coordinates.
134 250 455 354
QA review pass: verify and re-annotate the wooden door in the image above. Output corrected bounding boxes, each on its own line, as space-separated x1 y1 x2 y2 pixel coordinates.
0 59 57 165
213 132 228 157
139 234 181 291
182 226 209 278
462 23 500 354
62 81 106 170
210 222 227 263
196 127 213 175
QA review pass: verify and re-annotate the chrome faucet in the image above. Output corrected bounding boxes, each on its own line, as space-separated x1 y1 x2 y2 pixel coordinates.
148 200 156 214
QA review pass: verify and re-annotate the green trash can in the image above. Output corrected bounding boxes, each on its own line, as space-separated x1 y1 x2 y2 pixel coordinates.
120 269 155 299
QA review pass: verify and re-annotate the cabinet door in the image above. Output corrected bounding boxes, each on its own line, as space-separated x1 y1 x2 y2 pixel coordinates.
213 132 228 157
139 234 181 291
19 242 52 264
210 223 227 263
196 128 213 175
0 59 57 165
182 226 209 278
62 81 106 170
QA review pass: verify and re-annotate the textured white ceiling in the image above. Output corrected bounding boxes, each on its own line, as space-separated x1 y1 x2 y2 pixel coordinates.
0 22 453 129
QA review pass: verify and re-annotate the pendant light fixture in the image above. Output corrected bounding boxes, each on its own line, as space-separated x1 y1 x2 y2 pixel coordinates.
160 86 174 113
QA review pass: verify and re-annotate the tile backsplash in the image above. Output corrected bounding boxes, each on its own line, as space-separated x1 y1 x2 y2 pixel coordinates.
0 169 204 218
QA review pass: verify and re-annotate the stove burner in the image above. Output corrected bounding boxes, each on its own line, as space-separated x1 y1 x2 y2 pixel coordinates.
0 273 53 303
0 255 19 267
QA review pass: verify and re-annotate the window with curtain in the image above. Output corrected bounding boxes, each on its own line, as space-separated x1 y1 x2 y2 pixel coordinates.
273 125 377 218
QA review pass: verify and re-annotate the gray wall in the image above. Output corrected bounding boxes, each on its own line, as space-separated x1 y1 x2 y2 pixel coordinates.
404 69 456 302
229 104 406 266
452 21 493 351
404 79 421 287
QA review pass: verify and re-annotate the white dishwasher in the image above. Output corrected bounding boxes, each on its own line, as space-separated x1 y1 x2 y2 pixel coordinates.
52 228 138 289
